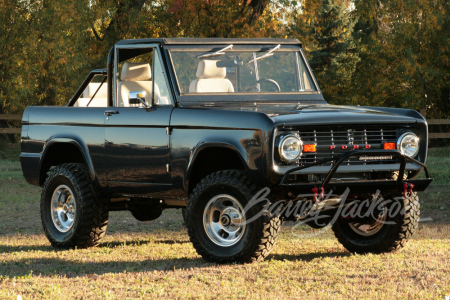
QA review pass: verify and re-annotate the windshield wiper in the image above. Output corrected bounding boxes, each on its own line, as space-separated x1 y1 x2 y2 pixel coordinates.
248 44 281 63
197 44 233 59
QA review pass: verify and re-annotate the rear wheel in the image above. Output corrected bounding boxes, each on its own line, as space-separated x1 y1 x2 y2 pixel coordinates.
332 192 420 253
186 170 281 263
41 163 108 249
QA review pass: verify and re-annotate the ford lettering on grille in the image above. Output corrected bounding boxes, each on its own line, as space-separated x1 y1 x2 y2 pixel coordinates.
294 126 400 166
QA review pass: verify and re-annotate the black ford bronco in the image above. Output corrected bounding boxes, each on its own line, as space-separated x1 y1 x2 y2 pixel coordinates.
20 38 432 263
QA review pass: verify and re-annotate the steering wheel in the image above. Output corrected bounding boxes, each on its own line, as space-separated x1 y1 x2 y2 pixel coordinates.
256 78 281 92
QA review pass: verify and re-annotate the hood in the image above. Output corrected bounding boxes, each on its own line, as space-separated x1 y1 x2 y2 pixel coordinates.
198 103 419 126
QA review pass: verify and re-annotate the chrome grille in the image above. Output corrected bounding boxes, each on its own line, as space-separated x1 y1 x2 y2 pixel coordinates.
296 126 399 166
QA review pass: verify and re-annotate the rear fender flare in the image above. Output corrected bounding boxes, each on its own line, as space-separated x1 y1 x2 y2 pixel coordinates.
40 137 96 183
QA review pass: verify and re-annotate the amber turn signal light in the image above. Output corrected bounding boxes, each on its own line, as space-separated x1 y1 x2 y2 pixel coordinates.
303 144 316 152
383 142 396 150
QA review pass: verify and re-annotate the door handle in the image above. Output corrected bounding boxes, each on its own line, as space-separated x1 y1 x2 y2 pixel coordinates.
104 110 119 116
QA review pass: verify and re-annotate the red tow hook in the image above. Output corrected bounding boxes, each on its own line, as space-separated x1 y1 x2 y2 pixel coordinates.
312 186 325 203
403 183 415 198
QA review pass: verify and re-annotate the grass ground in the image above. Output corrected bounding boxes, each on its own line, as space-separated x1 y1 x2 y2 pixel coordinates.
0 143 449 299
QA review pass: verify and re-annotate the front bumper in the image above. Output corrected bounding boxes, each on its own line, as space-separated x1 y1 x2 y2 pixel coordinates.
279 149 433 195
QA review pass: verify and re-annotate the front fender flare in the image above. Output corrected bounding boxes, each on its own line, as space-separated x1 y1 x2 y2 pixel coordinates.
185 141 249 185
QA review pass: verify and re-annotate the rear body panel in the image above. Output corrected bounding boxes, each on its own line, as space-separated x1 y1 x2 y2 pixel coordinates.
21 106 106 188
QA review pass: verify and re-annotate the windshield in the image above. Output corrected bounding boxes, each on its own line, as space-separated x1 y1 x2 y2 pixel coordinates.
169 46 317 95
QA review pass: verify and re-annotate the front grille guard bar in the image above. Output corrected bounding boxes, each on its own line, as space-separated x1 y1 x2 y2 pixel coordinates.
279 149 431 191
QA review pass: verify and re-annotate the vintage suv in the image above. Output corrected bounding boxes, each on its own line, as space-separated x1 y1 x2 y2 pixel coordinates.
20 38 432 263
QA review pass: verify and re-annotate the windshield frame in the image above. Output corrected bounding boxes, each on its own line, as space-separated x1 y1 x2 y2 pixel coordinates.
164 44 325 105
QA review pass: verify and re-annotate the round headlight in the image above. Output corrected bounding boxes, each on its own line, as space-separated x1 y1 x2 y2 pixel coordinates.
279 134 302 163
397 132 419 157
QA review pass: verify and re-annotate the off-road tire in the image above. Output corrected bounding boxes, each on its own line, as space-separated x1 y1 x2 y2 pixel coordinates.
41 163 108 249
332 192 420 254
186 170 281 263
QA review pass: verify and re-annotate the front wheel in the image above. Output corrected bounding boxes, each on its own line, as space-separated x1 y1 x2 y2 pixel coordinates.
186 170 281 263
332 192 420 254
41 163 108 249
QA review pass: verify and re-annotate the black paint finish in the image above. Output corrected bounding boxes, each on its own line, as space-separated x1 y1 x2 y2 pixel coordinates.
104 106 173 195
20 38 431 208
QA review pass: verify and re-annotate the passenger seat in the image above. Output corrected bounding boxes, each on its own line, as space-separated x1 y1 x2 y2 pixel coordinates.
189 60 234 93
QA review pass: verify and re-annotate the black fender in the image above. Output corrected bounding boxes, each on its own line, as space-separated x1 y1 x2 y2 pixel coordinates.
39 136 97 185
185 141 249 184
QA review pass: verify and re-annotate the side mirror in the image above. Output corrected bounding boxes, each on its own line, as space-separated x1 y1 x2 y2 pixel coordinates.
128 91 151 108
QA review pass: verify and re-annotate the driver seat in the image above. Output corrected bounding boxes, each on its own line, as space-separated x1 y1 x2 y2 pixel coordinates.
189 60 234 93
118 62 160 107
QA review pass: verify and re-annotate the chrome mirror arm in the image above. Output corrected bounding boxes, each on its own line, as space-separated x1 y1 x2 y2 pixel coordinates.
128 91 151 108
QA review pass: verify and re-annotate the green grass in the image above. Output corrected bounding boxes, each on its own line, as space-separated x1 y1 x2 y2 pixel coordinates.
0 144 449 299
0 142 20 162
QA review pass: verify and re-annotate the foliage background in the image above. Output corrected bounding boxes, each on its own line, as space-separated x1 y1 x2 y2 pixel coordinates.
0 0 448 118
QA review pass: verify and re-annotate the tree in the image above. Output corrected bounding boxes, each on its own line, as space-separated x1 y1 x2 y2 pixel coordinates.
291 0 360 104
0 0 37 113
352 0 450 118
0 0 286 116
1 0 447 120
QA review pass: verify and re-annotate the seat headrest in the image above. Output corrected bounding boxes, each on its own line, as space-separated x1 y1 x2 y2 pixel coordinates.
121 62 152 81
196 60 226 79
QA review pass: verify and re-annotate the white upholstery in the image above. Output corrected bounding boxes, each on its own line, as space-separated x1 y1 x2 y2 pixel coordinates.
73 82 108 107
83 82 108 98
118 81 160 107
74 98 108 107
189 79 235 93
74 82 108 107
189 60 234 93
121 62 152 81
118 62 161 107
303 72 312 90
196 60 226 79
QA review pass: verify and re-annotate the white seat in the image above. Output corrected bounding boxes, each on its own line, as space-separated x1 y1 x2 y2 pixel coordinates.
189 60 234 93
74 82 108 107
74 98 108 107
83 82 108 98
118 62 160 107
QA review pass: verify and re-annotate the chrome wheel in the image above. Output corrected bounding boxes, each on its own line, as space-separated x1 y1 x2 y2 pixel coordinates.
203 194 246 247
348 201 387 237
51 185 76 233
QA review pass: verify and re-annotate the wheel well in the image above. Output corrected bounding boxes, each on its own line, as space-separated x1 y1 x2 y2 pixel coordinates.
188 147 246 196
40 143 86 185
